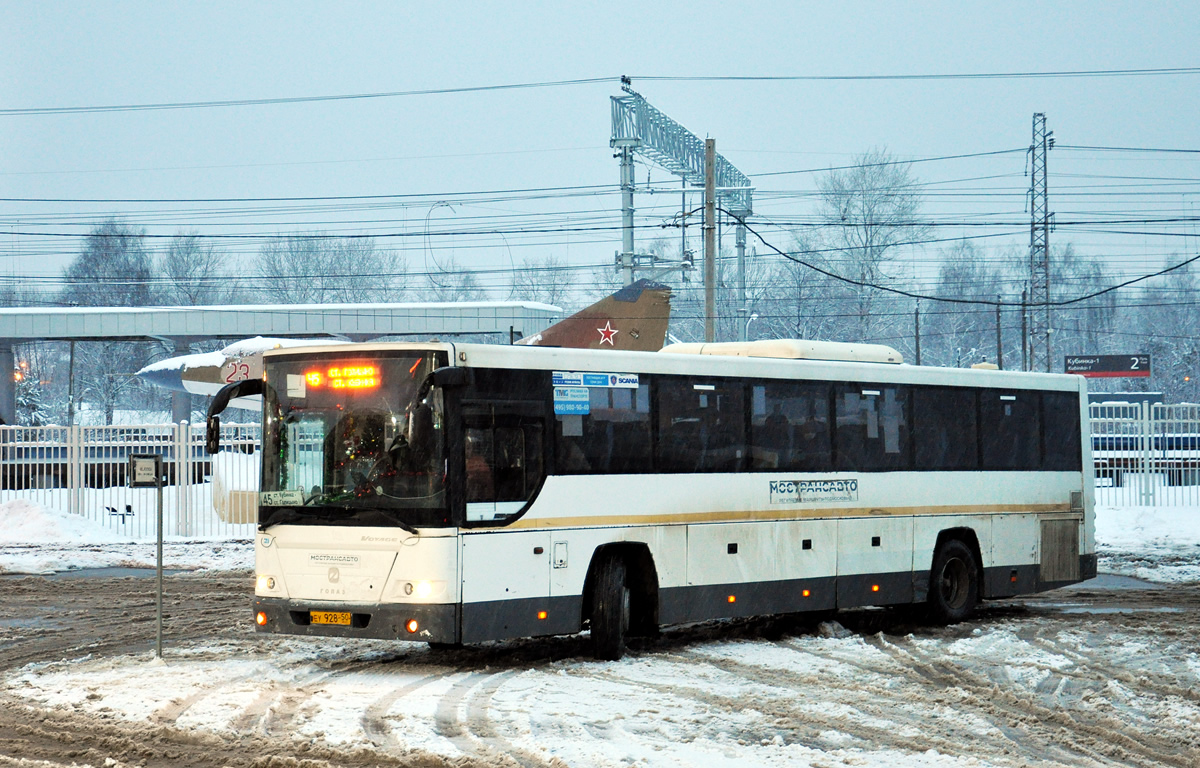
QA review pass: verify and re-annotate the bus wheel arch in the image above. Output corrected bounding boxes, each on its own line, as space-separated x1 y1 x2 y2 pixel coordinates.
927 529 982 624
583 543 659 658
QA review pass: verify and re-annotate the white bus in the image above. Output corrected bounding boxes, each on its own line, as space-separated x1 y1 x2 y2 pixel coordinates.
208 339 1095 660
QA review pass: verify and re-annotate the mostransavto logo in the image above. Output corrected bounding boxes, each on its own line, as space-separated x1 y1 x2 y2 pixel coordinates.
309 553 360 567
769 479 859 504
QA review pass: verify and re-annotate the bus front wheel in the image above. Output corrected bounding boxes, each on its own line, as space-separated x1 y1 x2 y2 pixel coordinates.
928 539 979 624
591 554 630 661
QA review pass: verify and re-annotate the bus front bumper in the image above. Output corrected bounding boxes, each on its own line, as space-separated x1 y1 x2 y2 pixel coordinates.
253 597 458 643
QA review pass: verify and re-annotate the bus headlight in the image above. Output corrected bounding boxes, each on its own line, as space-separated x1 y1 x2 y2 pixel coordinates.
256 575 277 592
400 580 440 599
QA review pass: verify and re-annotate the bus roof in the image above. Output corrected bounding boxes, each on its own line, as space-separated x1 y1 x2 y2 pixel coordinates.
263 340 1085 393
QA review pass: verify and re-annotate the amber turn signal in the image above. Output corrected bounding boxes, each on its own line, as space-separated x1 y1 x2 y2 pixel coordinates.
255 611 268 626
537 611 548 620
405 619 419 633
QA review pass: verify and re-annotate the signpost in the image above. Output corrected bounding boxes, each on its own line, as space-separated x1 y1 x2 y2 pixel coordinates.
129 454 164 658
1064 354 1151 378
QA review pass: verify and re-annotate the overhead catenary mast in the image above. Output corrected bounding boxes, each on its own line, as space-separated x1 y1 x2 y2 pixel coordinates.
1027 112 1055 372
610 78 753 341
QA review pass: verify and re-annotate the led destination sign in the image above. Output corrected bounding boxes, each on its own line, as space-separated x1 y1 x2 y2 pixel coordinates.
304 364 380 390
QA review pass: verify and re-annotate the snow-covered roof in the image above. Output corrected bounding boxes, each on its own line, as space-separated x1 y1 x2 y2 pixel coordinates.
0 302 562 342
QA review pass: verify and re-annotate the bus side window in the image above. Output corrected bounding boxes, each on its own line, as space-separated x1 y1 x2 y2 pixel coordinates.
912 386 978 470
835 384 910 471
656 377 745 473
1042 392 1082 471
981 390 1040 470
555 383 650 474
750 381 831 471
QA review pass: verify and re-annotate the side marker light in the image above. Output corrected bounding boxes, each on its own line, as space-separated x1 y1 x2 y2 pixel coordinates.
255 611 268 626
537 611 548 620
405 619 419 633
802 589 811 598
871 585 880 593
727 595 737 604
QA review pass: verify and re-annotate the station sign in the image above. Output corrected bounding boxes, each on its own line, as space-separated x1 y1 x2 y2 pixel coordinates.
1064 354 1151 378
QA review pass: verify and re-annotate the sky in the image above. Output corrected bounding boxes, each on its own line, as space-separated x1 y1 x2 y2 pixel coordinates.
4 1 1200 299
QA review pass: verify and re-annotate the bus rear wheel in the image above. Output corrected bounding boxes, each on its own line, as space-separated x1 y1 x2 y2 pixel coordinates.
928 539 979 624
591 554 630 661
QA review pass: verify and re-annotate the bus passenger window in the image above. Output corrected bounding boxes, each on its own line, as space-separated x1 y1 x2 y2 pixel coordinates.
750 381 831 471
656 378 745 473
912 387 978 470
1042 392 1082 471
555 383 650 474
836 385 910 471
981 391 1040 470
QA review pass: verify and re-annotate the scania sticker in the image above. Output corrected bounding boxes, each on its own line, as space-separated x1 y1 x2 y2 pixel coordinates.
552 371 638 388
769 479 859 504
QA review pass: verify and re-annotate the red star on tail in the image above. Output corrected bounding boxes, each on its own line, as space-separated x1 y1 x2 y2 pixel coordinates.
597 321 619 345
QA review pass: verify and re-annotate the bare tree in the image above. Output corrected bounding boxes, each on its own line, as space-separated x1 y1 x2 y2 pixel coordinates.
812 148 928 343
511 254 576 308
255 233 406 303
59 220 156 424
61 219 153 307
425 257 486 302
160 232 230 305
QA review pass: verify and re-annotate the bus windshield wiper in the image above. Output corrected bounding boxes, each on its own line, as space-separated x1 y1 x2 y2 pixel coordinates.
373 509 420 536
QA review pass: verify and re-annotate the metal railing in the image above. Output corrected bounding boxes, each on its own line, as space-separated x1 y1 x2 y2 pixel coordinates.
0 422 260 541
1091 402 1200 507
1 405 1192 542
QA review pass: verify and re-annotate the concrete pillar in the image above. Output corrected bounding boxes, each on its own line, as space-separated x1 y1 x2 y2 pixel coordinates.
170 339 191 424
0 342 13 425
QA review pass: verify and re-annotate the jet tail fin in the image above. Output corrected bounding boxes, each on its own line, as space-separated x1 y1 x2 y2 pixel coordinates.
515 279 672 351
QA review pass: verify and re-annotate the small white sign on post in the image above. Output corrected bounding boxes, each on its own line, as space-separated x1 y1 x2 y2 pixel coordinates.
129 454 165 658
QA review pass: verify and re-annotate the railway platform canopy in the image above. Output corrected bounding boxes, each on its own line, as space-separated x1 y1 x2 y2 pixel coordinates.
0 300 562 424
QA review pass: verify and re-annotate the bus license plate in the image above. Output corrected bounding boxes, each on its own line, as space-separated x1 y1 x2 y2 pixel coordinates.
311 611 351 626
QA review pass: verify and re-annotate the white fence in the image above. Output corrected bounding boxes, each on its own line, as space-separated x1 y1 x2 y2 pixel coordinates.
1 405 1194 542
0 422 261 541
1091 402 1200 508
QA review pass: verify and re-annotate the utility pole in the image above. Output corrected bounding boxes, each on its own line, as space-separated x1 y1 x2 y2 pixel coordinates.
914 301 921 366
704 139 717 343
995 296 1003 370
1020 289 1028 371
1028 113 1055 372
618 145 636 285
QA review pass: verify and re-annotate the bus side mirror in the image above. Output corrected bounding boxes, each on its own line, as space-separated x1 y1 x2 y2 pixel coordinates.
431 366 470 389
407 404 434 451
206 415 221 454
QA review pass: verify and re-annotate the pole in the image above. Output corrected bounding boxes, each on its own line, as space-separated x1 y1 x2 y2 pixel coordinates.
736 220 747 341
156 464 164 658
1021 289 1028 372
619 147 636 285
704 139 717 343
67 341 76 428
996 296 1003 370
914 301 921 366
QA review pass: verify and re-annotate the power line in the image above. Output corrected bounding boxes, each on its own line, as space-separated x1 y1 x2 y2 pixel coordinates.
0 77 618 116
724 208 1200 309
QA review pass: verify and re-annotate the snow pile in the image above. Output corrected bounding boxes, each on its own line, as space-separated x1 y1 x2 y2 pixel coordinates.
0 499 250 575
0 498 130 546
1095 505 1200 583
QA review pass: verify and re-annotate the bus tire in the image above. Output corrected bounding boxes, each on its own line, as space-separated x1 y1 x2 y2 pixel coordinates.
591 554 630 661
928 539 979 624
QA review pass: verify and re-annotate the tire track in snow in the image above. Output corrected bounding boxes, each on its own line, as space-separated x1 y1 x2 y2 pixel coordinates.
876 632 1199 767
430 669 558 767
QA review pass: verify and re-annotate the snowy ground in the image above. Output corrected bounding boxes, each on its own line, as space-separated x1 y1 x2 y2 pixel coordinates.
1 500 1198 767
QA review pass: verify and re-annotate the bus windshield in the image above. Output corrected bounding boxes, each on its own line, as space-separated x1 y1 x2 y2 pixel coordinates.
259 352 449 529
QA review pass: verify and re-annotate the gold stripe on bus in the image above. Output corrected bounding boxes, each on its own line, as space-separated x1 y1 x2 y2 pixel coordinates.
506 503 1074 530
